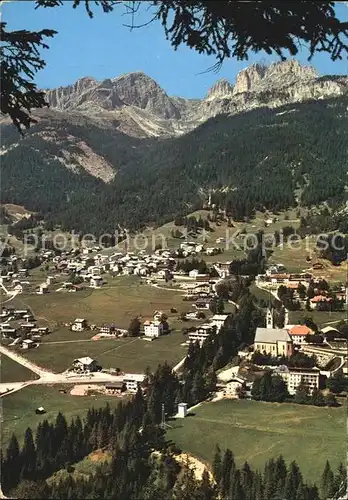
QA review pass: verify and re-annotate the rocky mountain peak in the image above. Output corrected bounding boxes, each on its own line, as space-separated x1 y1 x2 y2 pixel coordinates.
233 63 267 95
110 72 181 119
266 59 318 79
42 60 347 139
206 78 233 100
45 76 98 110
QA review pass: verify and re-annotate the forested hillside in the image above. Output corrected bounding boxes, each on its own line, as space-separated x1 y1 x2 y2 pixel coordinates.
2 96 347 235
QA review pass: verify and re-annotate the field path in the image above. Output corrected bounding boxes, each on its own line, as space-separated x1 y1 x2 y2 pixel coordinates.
0 344 143 397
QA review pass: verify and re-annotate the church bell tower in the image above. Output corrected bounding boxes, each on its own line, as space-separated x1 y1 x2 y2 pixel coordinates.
266 307 274 329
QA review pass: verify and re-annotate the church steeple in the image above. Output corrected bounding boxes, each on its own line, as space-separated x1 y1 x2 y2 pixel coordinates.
266 307 274 329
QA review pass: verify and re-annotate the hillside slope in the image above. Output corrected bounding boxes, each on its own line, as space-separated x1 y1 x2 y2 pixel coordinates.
2 95 347 235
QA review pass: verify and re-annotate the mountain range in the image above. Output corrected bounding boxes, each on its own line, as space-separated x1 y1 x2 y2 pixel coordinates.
43 59 348 138
1 60 347 234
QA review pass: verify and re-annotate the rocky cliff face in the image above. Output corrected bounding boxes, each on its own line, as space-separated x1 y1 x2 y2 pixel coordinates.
45 72 183 120
233 63 266 95
44 59 348 138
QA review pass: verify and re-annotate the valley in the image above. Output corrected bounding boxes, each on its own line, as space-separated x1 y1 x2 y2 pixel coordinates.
1 58 347 499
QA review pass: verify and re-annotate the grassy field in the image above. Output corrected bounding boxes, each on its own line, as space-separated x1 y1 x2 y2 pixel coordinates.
15 277 191 329
20 331 186 373
1 355 39 383
167 399 346 483
288 310 347 328
1 385 126 446
133 209 301 254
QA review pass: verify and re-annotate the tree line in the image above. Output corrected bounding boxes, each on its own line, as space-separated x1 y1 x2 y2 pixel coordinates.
2 96 347 235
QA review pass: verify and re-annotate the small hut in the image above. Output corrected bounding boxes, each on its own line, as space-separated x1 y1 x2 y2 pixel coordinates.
35 407 46 415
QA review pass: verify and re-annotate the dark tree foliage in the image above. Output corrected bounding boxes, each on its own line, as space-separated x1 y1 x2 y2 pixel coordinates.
251 371 289 403
1 96 347 234
0 361 343 500
212 449 324 500
0 22 56 133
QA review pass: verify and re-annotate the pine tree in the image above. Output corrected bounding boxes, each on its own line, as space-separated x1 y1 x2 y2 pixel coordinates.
284 461 303 500
220 448 235 495
241 461 253 500
11 479 48 499
263 458 277 500
334 462 347 496
324 392 338 407
310 388 325 406
229 469 244 500
294 382 311 404
274 455 287 497
212 445 222 485
3 434 21 492
21 428 37 480
321 460 335 499
196 470 217 500
192 371 206 404
217 299 225 314
172 460 199 500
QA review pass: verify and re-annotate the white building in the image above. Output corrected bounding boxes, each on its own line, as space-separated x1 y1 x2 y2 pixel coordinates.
144 321 164 338
210 314 231 332
90 276 103 288
188 324 214 346
123 373 145 392
225 376 246 397
177 402 188 418
21 339 35 350
72 357 98 372
37 283 48 295
274 365 320 395
71 318 88 331
287 325 313 345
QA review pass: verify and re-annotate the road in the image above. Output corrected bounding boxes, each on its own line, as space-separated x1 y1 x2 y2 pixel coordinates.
0 344 138 397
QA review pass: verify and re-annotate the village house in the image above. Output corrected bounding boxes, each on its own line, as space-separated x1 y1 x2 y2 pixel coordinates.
193 298 212 310
72 357 99 373
205 247 220 256
21 339 36 349
144 320 165 338
71 318 88 331
287 325 313 345
0 326 17 338
273 365 320 395
13 309 29 319
214 261 232 278
37 283 49 294
99 324 117 335
88 265 102 276
0 309 10 320
188 324 215 346
90 276 103 288
224 375 248 398
310 295 333 310
153 311 165 322
30 327 49 337
185 282 212 297
123 373 145 392
210 314 233 332
20 322 36 334
23 313 35 322
105 381 126 394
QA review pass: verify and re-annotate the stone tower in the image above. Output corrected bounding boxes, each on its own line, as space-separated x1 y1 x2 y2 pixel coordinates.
266 307 274 329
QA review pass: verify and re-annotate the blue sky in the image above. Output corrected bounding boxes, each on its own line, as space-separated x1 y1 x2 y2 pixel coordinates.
3 1 348 98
